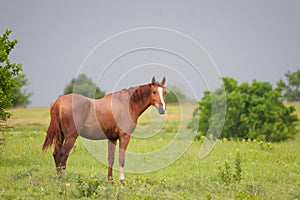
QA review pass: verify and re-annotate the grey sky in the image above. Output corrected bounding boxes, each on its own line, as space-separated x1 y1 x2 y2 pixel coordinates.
1 0 300 106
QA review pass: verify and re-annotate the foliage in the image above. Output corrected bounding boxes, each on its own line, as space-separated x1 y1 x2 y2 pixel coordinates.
217 151 242 185
234 190 258 200
278 69 300 102
0 135 5 154
12 73 32 107
0 29 22 121
189 77 299 142
76 175 101 198
165 85 190 104
63 74 105 98
233 150 242 183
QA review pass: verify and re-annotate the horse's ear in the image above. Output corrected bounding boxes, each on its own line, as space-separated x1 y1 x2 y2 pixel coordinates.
152 76 156 84
161 77 166 86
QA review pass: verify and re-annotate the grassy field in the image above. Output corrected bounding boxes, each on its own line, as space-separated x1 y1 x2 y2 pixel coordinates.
0 104 300 199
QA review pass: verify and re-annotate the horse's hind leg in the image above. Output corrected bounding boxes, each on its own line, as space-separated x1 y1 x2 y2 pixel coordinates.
108 139 117 182
60 135 77 171
53 132 64 174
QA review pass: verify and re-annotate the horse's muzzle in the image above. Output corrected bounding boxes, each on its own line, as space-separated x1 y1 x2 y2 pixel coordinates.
157 105 165 115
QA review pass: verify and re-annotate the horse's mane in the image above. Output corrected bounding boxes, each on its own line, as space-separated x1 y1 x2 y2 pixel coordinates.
129 84 152 103
110 82 163 105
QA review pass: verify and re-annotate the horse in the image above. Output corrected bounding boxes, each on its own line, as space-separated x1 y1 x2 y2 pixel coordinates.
42 76 166 182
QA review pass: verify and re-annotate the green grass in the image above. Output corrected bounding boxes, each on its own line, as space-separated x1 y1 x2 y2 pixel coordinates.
0 105 300 199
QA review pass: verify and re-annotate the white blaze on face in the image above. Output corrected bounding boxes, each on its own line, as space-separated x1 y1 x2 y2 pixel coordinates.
158 87 166 111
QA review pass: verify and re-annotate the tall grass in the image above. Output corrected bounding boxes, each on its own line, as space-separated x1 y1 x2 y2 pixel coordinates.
0 105 300 199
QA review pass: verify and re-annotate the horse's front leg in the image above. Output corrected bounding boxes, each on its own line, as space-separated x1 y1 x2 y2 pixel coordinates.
119 133 131 182
108 139 117 182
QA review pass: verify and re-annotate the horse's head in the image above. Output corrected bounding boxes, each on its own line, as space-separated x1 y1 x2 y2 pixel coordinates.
150 76 166 115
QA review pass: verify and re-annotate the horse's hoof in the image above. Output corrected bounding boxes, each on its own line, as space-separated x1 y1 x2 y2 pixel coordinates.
108 176 114 184
119 179 125 184
56 166 66 176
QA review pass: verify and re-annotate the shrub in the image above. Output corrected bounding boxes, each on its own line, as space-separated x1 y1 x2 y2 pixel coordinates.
165 85 191 104
188 77 299 142
63 74 105 99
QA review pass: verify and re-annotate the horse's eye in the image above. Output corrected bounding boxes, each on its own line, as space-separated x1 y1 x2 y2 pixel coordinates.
153 91 157 94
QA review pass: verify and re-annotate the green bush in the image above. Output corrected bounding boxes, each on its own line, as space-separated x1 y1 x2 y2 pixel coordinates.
188 77 299 142
63 74 105 99
165 85 192 104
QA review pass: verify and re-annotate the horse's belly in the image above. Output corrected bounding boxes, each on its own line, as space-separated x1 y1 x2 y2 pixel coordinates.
79 125 107 140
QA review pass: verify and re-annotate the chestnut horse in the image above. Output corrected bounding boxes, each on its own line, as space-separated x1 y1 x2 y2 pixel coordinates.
42 77 166 182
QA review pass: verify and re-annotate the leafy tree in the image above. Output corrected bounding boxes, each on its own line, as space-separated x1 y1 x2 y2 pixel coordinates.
0 29 22 121
278 69 300 102
63 74 105 99
166 85 190 104
12 73 32 107
188 77 298 142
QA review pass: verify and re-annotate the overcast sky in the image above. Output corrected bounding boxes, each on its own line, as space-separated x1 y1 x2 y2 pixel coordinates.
1 0 300 106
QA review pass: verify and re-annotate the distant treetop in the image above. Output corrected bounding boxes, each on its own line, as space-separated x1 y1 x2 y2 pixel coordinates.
63 74 105 99
278 69 300 102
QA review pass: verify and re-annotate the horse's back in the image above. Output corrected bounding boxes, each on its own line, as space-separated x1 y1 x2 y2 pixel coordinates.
59 93 90 108
54 93 135 140
58 94 116 140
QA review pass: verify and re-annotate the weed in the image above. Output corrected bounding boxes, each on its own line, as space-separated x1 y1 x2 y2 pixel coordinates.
234 150 242 183
76 175 101 198
258 141 273 151
218 160 232 185
11 167 38 183
217 151 243 185
0 134 5 154
205 193 212 200
234 190 259 200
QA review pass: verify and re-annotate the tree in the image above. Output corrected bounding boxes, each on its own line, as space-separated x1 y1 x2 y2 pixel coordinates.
0 29 22 121
188 77 299 142
63 74 105 99
12 73 32 107
278 69 300 102
165 85 190 104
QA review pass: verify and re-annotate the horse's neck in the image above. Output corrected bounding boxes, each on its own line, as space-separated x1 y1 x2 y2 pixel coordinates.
129 84 152 119
134 100 151 118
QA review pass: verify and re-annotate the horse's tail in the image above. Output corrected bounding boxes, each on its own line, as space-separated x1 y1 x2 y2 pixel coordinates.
42 99 61 152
